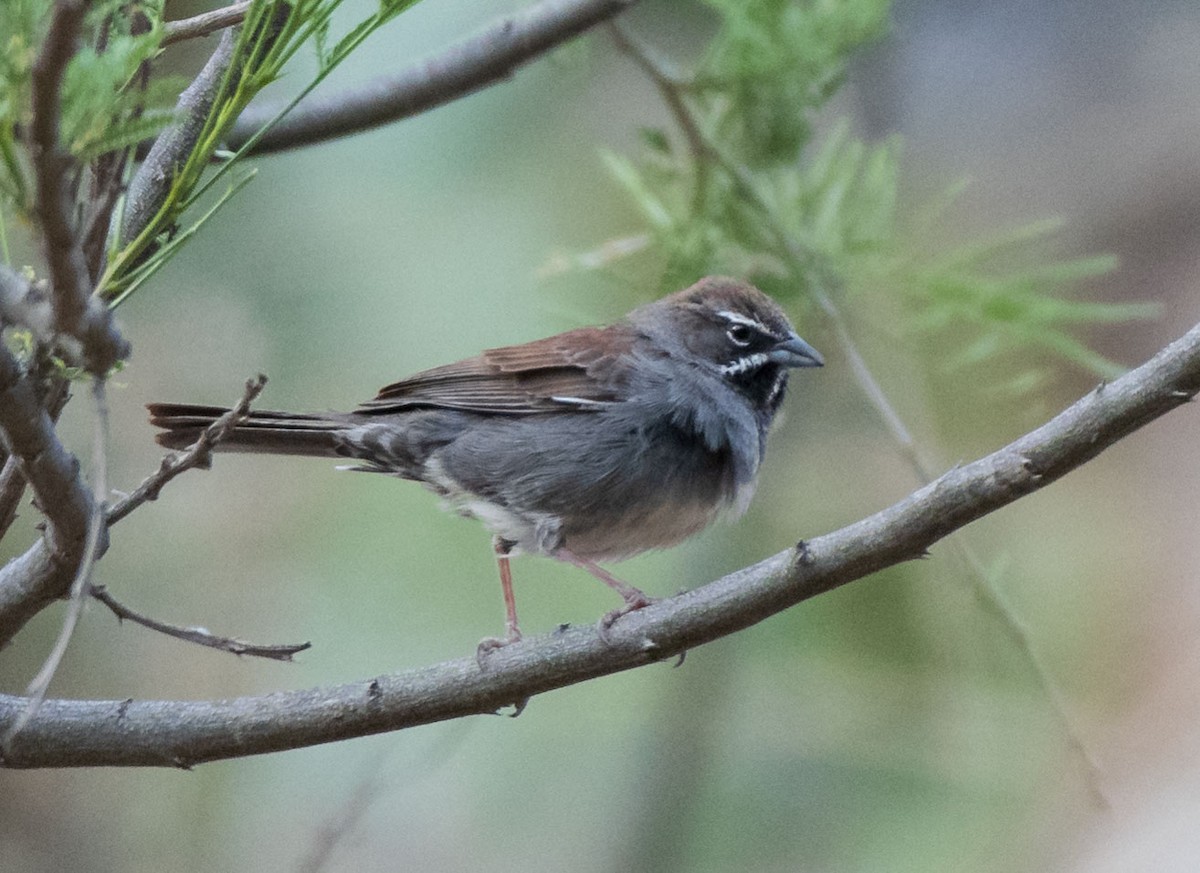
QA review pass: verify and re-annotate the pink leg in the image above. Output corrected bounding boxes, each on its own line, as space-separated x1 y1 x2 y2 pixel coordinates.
476 538 523 667
555 547 657 635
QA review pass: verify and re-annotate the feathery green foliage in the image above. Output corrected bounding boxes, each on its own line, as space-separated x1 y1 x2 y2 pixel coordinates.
0 0 170 215
594 0 1152 385
96 0 423 306
0 0 423 305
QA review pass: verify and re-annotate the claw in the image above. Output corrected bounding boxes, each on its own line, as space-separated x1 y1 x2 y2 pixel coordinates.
597 591 658 643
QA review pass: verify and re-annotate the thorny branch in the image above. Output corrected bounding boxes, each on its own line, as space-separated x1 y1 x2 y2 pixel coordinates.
93 375 311 661
107 374 268 524
89 585 310 661
2 315 1199 768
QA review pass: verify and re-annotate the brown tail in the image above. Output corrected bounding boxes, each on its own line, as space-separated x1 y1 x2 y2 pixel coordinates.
146 403 349 457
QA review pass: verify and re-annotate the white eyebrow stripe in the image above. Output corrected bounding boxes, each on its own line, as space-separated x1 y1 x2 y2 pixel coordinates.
716 310 771 333
719 352 770 376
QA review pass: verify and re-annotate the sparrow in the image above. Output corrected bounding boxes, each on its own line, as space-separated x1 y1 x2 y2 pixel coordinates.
148 276 824 658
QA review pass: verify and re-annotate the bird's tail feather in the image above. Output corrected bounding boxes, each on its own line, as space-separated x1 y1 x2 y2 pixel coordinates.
146 403 348 457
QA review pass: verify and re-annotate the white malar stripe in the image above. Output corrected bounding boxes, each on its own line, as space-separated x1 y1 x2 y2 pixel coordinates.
716 310 770 333
719 352 770 376
766 371 787 406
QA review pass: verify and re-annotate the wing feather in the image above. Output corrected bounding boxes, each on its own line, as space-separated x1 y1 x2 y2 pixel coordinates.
356 326 634 415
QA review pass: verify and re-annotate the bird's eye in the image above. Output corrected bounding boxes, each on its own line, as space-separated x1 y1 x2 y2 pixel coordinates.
726 324 753 346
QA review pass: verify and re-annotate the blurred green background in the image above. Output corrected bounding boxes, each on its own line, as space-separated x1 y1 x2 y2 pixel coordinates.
4 0 1200 870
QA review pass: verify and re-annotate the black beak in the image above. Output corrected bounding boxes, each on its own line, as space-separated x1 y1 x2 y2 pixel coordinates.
769 333 824 368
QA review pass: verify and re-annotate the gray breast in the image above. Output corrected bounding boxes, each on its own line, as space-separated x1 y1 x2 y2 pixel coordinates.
427 407 745 561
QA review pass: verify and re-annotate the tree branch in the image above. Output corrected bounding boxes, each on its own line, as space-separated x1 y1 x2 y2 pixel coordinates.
0 375 270 650
0 344 104 649
4 380 110 744
161 1 252 47
3 316 1199 768
30 0 130 374
227 0 638 155
119 28 239 248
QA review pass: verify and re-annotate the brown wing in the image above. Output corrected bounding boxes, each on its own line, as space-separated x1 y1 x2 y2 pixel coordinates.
355 326 634 415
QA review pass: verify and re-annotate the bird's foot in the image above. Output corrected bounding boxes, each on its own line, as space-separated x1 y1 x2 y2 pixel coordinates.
597 590 658 643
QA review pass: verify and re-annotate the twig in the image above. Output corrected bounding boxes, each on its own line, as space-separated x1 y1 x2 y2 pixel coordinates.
162 1 252 46
106 373 268 524
606 24 711 207
91 374 310 661
607 28 1107 798
30 0 130 374
227 0 639 154
0 374 266 650
3 379 108 747
2 315 1200 768
89 585 310 660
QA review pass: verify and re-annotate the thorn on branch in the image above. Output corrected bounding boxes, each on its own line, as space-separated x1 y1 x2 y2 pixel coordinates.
640 636 663 659
1020 455 1045 482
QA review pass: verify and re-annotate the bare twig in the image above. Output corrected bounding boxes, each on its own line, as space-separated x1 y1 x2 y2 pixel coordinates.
2 315 1199 768
228 0 639 154
87 374 309 661
606 24 711 205
106 373 268 524
30 0 130 374
89 585 310 660
0 375 267 652
162 0 252 46
3 379 108 746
